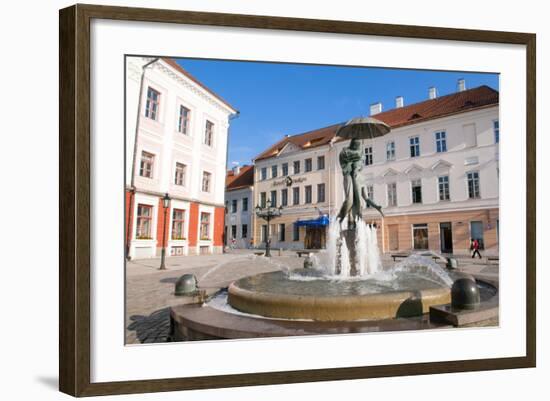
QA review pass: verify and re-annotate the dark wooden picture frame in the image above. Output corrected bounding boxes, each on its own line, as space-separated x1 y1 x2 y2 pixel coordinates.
59 3 536 397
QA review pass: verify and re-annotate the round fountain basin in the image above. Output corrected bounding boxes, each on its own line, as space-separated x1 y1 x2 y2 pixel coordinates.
228 269 451 321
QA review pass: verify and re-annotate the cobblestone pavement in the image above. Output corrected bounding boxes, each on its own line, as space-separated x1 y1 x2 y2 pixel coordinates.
125 251 305 344
125 250 498 344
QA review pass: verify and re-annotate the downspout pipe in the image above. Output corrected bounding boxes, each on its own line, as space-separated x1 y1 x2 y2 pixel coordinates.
126 57 159 260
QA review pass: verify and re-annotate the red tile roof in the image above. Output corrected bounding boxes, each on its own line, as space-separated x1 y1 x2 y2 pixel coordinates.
254 85 498 161
226 165 254 191
161 58 238 112
373 85 498 129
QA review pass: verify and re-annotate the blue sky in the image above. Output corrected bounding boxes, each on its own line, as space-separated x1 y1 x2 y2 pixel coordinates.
175 58 499 167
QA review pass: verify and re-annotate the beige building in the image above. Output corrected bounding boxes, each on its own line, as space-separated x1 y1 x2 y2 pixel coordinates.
252 83 499 256
252 125 339 249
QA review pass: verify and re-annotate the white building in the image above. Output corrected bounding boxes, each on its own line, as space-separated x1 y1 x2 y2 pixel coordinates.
125 57 238 259
253 83 499 255
224 165 254 248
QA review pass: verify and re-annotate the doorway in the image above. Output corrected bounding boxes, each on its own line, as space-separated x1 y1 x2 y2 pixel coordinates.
439 222 453 254
304 227 326 249
388 224 399 251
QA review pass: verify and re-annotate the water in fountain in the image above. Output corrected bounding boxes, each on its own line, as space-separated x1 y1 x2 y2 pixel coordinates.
316 217 381 278
389 254 453 287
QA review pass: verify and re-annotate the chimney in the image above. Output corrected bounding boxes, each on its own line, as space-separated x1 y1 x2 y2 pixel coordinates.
395 96 404 108
370 102 382 115
428 86 437 100
457 78 466 92
232 165 240 175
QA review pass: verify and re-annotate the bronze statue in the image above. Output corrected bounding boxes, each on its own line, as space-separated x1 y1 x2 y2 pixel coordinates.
336 138 383 228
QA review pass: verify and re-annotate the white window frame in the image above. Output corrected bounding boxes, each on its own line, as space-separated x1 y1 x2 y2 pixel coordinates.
438 175 450 201
467 170 481 199
364 146 373 166
139 150 155 179
411 178 422 204
177 104 191 135
409 136 420 158
435 130 447 153
386 141 395 161
144 86 160 121
174 162 186 186
204 120 214 147
201 171 212 193
387 182 397 207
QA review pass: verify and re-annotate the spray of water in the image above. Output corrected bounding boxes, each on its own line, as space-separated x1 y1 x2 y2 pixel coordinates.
390 254 453 287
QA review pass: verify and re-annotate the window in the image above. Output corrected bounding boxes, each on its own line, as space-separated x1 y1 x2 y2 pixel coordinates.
178 105 190 134
171 209 186 240
387 182 397 207
281 188 288 206
411 179 422 204
282 163 289 176
204 120 214 146
145 87 160 120
279 224 285 242
201 171 212 192
200 212 211 240
413 223 429 250
241 224 248 239
386 141 395 161
438 176 450 201
410 136 420 157
435 131 447 153
317 183 326 203
317 156 325 170
136 204 152 239
174 162 186 186
364 146 373 166
272 165 278 178
261 224 267 243
139 151 154 178
467 171 480 198
305 158 312 172
293 224 300 241
409 136 420 157
260 192 267 208
305 185 312 204
231 225 237 239
365 185 374 207
242 197 248 212
231 199 237 213
270 190 277 207
292 187 300 205
260 167 267 181
493 120 500 143
293 160 300 174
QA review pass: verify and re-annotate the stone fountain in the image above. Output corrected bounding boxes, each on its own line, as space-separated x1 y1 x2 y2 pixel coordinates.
226 118 452 321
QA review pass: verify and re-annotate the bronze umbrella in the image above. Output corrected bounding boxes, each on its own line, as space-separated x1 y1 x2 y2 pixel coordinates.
335 117 391 139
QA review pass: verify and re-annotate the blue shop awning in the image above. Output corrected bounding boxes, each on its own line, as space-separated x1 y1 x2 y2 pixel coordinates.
294 215 330 227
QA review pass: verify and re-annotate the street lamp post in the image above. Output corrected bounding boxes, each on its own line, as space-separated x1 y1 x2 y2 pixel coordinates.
255 200 283 257
159 193 171 270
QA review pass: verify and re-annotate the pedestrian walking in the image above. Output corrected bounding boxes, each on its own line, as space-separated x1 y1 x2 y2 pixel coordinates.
471 238 482 259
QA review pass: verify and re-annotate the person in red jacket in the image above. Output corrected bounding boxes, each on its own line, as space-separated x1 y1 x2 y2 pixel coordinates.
471 238 482 259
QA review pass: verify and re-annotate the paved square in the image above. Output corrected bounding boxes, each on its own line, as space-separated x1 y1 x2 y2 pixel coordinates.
125 251 498 344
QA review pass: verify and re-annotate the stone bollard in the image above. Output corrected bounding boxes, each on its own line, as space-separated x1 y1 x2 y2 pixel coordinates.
303 255 313 269
278 248 282 256
174 274 198 296
451 277 480 310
